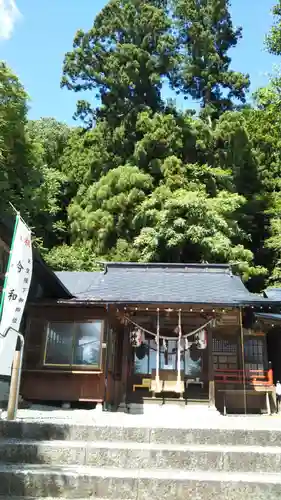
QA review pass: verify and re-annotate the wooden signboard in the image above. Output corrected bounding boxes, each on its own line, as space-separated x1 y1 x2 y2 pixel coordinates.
216 311 239 326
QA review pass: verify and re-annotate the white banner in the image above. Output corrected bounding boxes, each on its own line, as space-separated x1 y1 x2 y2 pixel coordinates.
0 215 32 376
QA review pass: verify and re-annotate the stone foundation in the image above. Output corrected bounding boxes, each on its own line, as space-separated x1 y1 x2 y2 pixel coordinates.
0 418 281 498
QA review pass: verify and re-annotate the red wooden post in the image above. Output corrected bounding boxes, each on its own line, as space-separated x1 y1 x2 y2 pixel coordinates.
268 364 273 385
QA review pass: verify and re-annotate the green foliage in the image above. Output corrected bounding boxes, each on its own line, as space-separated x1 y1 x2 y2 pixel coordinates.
62 0 176 126
44 243 98 271
171 0 250 116
3 0 281 292
133 185 259 279
0 62 41 217
69 164 154 254
24 117 72 249
26 118 70 169
266 2 281 55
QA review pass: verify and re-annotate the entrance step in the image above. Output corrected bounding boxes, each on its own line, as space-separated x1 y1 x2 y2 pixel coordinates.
127 401 212 414
0 465 281 499
1 421 281 446
0 439 281 473
1 420 281 498
141 396 209 404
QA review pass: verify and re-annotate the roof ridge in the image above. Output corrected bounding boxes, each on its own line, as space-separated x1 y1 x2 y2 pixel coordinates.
101 262 231 271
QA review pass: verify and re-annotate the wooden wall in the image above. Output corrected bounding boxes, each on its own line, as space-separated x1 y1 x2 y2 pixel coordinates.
21 304 113 404
21 303 269 412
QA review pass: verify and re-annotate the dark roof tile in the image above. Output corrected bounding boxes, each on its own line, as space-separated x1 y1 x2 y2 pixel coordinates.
55 263 274 306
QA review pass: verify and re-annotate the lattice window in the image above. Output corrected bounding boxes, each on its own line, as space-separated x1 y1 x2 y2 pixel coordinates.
213 338 238 370
244 337 265 371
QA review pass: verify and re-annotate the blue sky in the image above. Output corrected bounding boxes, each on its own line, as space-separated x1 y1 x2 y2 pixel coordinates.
0 0 279 125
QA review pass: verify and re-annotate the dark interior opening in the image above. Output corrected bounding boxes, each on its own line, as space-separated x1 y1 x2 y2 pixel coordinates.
267 327 281 383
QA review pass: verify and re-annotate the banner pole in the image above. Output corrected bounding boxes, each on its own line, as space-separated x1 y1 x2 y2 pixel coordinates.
0 207 33 416
0 214 19 324
8 202 32 232
7 332 24 421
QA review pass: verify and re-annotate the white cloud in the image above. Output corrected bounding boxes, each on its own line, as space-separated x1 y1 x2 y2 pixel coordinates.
0 0 21 40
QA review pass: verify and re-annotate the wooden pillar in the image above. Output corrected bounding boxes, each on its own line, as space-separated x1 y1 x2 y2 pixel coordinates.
208 327 215 408
239 307 247 415
118 323 130 412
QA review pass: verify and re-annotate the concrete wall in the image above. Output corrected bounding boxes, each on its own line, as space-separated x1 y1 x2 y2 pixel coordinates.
0 381 10 406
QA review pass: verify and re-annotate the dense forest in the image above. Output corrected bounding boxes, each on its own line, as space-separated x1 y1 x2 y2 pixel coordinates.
2 0 281 291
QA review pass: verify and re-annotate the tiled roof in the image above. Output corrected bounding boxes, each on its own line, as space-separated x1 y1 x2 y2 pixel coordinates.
55 262 275 306
264 288 281 300
256 313 281 323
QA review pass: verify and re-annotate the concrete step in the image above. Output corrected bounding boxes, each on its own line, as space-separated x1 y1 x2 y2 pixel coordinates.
1 420 281 446
0 464 281 499
0 439 281 473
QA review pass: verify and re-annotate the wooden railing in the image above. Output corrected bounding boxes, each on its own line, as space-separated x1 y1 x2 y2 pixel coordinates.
214 369 273 386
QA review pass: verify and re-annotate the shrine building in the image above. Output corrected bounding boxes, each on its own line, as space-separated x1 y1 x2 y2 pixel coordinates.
18 261 281 414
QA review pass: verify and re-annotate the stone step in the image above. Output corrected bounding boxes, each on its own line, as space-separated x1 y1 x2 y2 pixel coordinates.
0 464 281 499
1 420 281 446
0 439 281 473
127 402 211 414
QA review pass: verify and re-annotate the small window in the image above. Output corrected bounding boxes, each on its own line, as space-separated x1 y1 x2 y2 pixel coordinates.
44 320 104 368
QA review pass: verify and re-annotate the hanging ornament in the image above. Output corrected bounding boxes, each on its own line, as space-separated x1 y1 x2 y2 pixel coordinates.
156 309 160 345
135 343 148 360
195 329 207 350
130 327 143 347
174 326 179 335
180 337 185 353
211 318 216 328
163 339 168 365
185 338 190 350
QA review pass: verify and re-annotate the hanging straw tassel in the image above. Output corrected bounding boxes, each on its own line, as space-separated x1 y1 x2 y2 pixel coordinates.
155 308 160 392
163 338 168 365
177 309 182 391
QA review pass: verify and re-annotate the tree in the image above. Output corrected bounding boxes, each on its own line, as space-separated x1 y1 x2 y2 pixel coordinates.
244 79 281 286
61 0 176 126
266 1 281 55
0 6 274 286
0 62 41 218
44 242 99 271
24 118 74 249
26 118 70 169
171 0 250 116
132 156 262 280
264 193 281 285
68 164 154 255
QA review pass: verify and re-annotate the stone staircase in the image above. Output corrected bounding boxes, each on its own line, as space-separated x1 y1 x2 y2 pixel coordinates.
0 419 281 498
